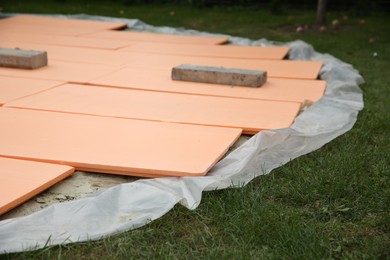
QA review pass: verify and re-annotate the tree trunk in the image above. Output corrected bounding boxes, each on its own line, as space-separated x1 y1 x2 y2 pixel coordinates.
316 0 327 25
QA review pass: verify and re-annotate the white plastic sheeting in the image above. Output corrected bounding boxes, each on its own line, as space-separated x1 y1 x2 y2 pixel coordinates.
0 14 364 253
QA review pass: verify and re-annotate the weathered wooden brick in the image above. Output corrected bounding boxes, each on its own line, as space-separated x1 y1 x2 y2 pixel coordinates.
172 64 267 87
0 48 48 69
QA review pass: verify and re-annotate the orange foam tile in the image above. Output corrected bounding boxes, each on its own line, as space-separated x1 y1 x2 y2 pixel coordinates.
0 108 241 177
122 53 322 80
0 41 144 66
0 31 132 50
0 60 121 83
120 42 289 60
6 83 301 134
90 67 326 103
2 15 127 30
0 22 80 36
0 76 64 105
0 15 127 36
81 30 229 45
0 157 74 215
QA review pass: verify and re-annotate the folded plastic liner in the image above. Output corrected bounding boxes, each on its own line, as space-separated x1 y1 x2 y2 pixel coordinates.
0 14 364 253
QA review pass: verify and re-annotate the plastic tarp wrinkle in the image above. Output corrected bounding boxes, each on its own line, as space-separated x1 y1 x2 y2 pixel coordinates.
0 14 364 254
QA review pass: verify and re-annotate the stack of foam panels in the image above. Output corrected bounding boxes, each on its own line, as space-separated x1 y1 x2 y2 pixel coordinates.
0 15 326 215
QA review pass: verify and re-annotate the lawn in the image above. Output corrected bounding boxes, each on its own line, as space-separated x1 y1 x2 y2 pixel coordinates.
1 1 389 258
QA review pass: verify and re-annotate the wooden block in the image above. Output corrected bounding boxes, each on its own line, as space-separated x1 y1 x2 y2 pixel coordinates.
172 64 267 87
0 48 47 69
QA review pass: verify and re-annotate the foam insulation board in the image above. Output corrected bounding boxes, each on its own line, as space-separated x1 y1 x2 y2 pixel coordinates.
0 157 74 215
121 53 322 79
80 30 229 45
120 42 289 60
5 83 301 134
0 41 143 66
0 15 127 36
0 108 241 177
0 60 121 83
90 67 326 103
0 76 64 105
0 31 133 50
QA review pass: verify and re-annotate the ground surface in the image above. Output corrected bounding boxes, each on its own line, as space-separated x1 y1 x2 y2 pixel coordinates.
0 1 389 259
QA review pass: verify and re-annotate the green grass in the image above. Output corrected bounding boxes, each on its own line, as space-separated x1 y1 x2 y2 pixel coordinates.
1 1 389 259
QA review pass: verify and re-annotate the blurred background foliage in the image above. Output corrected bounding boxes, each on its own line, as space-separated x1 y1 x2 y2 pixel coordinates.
117 0 389 15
